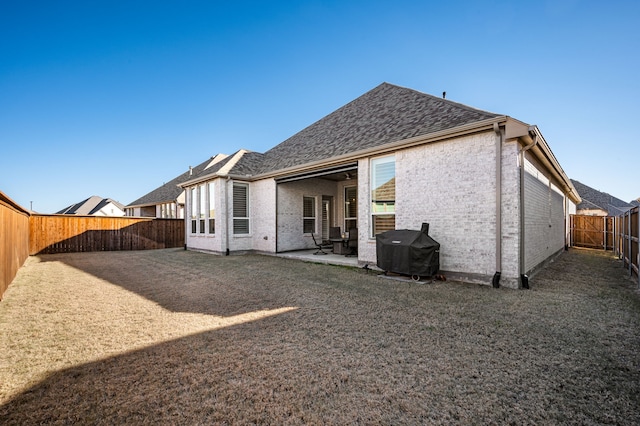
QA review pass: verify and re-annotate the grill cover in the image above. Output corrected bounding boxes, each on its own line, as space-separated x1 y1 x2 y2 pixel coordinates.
376 223 440 276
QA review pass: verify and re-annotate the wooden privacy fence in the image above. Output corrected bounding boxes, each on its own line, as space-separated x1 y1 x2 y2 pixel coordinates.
570 215 614 250
29 215 185 255
0 192 30 299
616 207 639 285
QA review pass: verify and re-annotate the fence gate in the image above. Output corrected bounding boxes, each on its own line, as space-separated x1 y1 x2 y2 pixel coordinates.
570 215 614 250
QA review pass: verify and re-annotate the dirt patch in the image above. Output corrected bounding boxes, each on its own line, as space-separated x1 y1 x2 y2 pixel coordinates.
1 248 639 424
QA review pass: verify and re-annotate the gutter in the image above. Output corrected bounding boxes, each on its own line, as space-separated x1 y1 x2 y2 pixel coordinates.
519 127 539 289
492 123 503 288
245 116 510 183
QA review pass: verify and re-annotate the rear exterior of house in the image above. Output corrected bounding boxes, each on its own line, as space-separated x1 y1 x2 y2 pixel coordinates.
180 83 579 288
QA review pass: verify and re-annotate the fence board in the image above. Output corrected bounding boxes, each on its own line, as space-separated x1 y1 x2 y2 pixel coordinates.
616 207 639 286
570 215 613 250
29 215 185 255
0 192 30 299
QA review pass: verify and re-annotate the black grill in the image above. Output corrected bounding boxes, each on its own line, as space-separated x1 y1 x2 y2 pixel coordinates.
376 223 440 277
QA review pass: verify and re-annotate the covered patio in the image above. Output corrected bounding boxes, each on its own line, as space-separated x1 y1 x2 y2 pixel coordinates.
275 248 361 268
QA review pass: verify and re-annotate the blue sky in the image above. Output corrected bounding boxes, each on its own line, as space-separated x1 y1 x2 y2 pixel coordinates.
1 0 638 213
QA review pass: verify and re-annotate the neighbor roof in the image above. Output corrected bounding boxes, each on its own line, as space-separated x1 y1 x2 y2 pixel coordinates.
249 82 502 175
571 179 633 216
57 196 125 215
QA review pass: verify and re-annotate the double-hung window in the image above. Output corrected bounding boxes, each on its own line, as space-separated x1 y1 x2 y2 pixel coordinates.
370 155 396 236
303 196 316 234
233 182 249 234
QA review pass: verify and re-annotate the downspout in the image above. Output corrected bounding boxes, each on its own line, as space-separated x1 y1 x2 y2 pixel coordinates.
519 128 538 289
225 176 230 255
492 123 503 288
275 182 279 253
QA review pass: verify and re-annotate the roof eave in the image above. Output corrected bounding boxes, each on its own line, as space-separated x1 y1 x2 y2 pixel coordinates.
253 116 509 181
522 125 581 204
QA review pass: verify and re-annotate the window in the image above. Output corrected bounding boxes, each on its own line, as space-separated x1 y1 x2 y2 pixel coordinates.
160 203 176 219
208 182 215 234
344 186 357 232
303 196 316 233
233 182 249 234
370 155 395 236
199 185 206 233
190 187 197 234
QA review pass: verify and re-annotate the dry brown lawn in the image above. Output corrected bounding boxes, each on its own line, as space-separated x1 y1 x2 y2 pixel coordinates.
0 248 639 425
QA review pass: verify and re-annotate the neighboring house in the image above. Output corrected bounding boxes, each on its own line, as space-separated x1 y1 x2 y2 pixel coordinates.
570 179 633 216
179 82 580 289
630 199 640 208
125 154 228 218
57 196 125 216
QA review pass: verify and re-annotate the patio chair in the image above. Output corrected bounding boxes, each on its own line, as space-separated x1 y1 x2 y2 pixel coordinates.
345 228 358 257
311 232 331 255
329 226 341 240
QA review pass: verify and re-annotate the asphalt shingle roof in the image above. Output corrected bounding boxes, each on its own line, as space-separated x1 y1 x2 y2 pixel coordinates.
129 82 505 198
250 82 502 175
571 179 633 216
57 196 124 215
127 155 227 206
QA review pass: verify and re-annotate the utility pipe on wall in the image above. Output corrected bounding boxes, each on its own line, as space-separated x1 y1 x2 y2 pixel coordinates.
225 176 230 255
519 128 539 289
492 123 503 288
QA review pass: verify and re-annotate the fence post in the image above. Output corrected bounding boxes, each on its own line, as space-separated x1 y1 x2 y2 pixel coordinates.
629 210 633 276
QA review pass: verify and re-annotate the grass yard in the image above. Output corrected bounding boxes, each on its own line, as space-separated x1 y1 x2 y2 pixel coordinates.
0 248 639 424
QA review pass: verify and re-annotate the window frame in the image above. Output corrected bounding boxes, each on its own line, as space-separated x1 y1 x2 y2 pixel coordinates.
232 182 250 235
190 187 197 234
344 185 357 233
207 182 215 234
303 196 316 234
370 154 396 237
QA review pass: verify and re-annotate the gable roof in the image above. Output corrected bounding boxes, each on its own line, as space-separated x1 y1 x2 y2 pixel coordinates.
251 82 501 175
57 196 125 215
570 179 633 216
174 82 576 205
127 154 228 207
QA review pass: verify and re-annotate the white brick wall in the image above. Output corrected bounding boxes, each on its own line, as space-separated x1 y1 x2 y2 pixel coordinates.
500 141 521 288
249 178 276 253
523 158 566 273
358 132 503 279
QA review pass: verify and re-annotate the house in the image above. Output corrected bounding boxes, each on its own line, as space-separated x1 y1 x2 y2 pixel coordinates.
179 83 580 289
570 179 633 216
125 154 228 218
56 195 125 216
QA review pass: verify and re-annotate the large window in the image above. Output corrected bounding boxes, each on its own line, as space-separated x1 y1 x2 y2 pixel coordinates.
344 186 357 232
208 182 215 234
303 196 316 234
233 182 249 234
199 185 206 233
370 155 395 236
160 203 176 219
190 187 197 233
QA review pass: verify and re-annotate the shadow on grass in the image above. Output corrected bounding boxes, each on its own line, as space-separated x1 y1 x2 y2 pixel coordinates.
0 311 322 425
33 248 318 317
